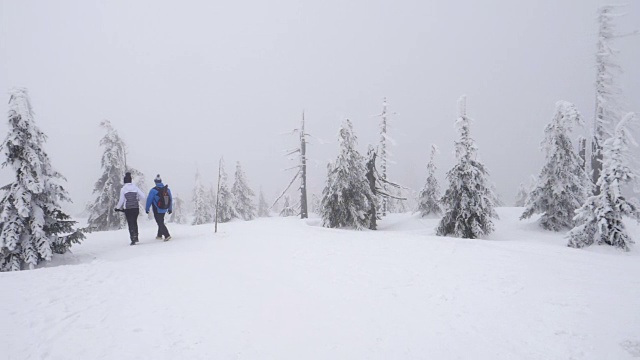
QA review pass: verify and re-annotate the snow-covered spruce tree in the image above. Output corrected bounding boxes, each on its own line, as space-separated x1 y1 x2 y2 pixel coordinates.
0 88 84 271
436 96 498 239
192 170 212 225
257 189 270 217
568 113 639 250
417 144 443 217
514 183 528 207
591 5 627 194
215 159 237 223
321 119 374 229
168 194 187 224
521 101 592 231
279 195 297 217
86 120 128 231
232 161 256 221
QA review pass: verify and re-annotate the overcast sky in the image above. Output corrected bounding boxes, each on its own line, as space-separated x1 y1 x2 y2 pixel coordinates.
1 0 638 214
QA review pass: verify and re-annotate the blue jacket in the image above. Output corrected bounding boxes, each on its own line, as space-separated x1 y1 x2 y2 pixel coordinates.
146 182 173 214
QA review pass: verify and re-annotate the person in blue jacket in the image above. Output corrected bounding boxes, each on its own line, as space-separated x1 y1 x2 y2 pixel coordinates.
146 174 172 241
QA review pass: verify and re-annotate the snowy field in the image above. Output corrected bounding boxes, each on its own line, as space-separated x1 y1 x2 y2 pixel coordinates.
2 208 640 360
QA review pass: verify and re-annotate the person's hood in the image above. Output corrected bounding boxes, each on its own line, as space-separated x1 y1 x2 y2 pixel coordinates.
122 183 139 191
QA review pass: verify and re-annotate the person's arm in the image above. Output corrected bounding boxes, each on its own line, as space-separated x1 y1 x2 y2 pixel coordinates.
115 187 125 209
168 188 173 212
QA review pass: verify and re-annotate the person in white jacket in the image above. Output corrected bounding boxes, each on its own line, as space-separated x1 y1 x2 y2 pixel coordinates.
115 172 146 245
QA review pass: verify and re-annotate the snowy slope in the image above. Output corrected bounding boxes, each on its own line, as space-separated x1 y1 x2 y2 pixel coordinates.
1 208 640 360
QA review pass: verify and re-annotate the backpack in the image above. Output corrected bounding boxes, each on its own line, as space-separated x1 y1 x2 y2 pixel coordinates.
155 185 171 210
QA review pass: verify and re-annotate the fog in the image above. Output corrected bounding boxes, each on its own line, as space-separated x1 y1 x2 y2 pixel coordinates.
0 0 638 214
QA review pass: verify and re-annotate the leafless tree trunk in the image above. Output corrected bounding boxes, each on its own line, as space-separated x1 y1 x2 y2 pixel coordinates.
300 112 308 219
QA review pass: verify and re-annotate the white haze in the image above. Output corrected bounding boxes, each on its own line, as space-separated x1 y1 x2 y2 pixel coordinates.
0 0 638 214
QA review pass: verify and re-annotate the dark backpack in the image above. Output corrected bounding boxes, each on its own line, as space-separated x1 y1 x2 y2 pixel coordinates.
155 185 171 210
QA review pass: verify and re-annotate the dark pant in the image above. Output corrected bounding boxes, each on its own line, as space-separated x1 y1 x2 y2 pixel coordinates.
124 208 139 241
153 208 170 238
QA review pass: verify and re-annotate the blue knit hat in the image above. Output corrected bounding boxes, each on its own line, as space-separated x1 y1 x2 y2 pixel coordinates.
154 174 162 184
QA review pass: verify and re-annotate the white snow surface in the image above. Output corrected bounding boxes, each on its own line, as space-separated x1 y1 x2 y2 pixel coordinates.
2 208 640 359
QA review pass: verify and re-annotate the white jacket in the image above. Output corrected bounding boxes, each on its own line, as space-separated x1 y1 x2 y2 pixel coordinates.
116 183 146 210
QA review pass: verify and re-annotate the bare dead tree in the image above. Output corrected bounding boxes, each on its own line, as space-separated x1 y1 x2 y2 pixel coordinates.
272 112 310 218
374 98 397 216
365 146 406 229
591 5 637 194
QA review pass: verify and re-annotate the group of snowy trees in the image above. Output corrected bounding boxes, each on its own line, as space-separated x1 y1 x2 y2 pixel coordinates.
517 6 639 251
319 6 638 250
520 100 638 250
319 96 498 236
191 159 266 225
0 88 84 271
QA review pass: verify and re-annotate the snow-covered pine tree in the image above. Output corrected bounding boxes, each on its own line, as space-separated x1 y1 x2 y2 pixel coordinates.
436 96 498 239
417 144 443 217
232 161 256 221
257 189 270 217
514 183 528 207
568 113 640 251
168 193 187 224
215 159 237 223
521 101 592 231
591 5 628 194
320 119 374 229
0 88 84 271
279 195 297 217
192 170 212 225
86 120 128 231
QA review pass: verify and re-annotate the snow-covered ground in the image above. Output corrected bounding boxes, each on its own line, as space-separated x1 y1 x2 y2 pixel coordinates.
2 208 640 360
